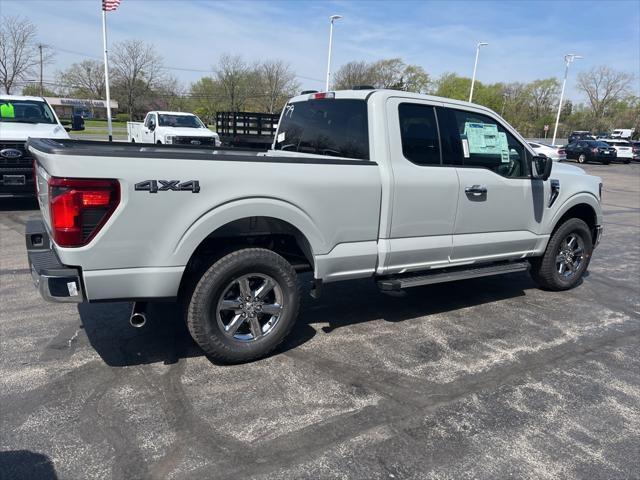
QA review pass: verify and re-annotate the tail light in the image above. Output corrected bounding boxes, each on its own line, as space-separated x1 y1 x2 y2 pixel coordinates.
48 177 120 247
309 91 335 100
557 149 565 155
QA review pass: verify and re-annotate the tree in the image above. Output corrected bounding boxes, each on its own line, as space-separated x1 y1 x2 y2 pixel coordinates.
525 78 560 120
332 58 430 93
255 59 299 113
434 72 471 100
332 61 375 90
189 76 223 123
215 54 254 112
577 66 635 118
21 83 57 97
111 39 164 118
58 60 105 99
0 16 52 94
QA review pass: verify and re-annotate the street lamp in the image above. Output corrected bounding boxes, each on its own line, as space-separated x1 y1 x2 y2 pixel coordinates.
469 42 488 102
325 14 342 91
551 54 583 146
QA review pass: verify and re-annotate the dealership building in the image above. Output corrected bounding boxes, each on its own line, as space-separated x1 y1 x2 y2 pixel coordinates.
44 97 118 120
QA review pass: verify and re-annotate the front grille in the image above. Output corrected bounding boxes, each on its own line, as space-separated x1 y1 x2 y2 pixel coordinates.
173 137 215 146
0 142 32 166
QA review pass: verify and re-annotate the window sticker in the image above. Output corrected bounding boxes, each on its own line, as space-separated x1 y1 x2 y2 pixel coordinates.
277 132 285 143
463 122 510 162
462 137 470 158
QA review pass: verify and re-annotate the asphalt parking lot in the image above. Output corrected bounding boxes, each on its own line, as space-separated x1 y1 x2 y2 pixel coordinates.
1 163 639 480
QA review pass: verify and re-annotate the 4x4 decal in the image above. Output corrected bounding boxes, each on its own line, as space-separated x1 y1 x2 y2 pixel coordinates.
135 180 200 193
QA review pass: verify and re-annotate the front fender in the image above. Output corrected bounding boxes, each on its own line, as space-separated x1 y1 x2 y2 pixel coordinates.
171 197 327 265
547 192 602 233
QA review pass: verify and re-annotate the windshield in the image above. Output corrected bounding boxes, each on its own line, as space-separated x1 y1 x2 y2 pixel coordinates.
274 99 369 160
0 99 57 124
158 114 205 128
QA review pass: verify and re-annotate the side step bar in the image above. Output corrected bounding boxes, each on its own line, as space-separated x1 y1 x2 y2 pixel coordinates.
377 261 530 291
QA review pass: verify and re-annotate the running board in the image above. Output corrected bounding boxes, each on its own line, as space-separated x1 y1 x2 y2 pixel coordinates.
377 261 530 291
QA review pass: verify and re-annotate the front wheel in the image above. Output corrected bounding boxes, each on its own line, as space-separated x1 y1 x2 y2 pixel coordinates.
186 248 300 363
577 153 587 164
530 218 593 291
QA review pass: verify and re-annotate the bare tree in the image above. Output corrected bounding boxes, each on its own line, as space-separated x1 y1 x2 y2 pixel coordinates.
111 39 164 118
332 61 375 90
0 16 52 94
255 59 299 113
215 54 255 112
371 58 405 88
577 66 635 118
58 60 105 98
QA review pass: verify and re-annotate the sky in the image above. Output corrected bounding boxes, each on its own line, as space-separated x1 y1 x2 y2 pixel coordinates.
1 0 639 103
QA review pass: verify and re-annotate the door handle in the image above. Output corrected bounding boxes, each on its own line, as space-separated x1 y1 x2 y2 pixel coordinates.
464 185 487 195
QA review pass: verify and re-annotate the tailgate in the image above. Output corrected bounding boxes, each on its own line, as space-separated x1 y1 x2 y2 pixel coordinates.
33 158 52 231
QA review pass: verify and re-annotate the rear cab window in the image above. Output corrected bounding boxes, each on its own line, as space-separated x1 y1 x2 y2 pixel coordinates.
274 99 369 160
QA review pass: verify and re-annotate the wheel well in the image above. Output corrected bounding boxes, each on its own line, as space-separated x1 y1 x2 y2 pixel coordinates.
178 217 314 300
554 203 597 242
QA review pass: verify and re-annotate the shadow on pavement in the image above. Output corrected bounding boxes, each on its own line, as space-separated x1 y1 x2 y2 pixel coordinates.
0 198 38 212
78 272 532 367
0 450 58 480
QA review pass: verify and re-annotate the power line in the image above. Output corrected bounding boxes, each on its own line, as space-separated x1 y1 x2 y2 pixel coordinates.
47 44 323 83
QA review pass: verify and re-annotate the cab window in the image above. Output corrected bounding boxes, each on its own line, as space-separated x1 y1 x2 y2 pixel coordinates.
398 103 441 165
438 108 529 178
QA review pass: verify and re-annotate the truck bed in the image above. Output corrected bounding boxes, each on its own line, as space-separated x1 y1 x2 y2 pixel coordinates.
26 138 382 300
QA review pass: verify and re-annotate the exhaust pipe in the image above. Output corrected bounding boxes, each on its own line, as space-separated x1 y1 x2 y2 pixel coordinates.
130 302 148 328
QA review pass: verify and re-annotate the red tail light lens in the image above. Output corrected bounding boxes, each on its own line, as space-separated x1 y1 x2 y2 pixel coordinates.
557 149 565 155
48 177 120 247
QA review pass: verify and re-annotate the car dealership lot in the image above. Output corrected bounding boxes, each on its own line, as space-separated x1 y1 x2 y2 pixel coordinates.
1 164 639 480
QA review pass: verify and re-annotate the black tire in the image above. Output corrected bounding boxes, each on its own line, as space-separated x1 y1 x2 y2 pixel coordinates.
186 248 300 363
530 218 593 291
624 160 631 164
603 160 610 165
577 153 587 164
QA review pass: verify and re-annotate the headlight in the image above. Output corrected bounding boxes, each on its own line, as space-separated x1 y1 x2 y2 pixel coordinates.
165 135 174 144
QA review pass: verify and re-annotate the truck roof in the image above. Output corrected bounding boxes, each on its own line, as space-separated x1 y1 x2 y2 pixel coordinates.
0 94 46 102
288 89 500 114
153 111 198 116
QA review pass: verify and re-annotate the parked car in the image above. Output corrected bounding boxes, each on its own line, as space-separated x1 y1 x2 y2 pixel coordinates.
0 95 80 198
568 131 595 143
127 111 221 146
611 128 634 139
528 142 566 161
26 89 603 363
564 140 617 164
600 138 633 164
631 141 640 161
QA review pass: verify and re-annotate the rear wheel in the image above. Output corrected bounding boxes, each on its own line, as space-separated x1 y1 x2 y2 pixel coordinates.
186 248 300 363
577 153 587 164
530 218 593 291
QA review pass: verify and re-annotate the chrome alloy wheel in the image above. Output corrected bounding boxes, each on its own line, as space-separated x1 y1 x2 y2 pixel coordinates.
216 273 284 342
555 233 585 278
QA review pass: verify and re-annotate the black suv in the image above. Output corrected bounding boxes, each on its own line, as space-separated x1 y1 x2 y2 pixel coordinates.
568 131 595 143
565 140 617 164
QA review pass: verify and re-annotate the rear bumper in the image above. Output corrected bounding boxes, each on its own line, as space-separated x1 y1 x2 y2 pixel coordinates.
26 218 84 303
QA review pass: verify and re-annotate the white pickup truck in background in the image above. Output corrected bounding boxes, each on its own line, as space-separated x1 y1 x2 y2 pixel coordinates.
127 111 221 146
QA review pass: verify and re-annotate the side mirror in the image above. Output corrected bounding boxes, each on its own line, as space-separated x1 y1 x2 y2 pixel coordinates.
149 123 156 132
531 155 553 181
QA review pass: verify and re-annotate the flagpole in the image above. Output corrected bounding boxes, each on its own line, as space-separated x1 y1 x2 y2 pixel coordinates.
101 7 113 142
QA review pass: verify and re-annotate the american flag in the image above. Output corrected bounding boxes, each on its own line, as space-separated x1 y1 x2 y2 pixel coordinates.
102 0 121 11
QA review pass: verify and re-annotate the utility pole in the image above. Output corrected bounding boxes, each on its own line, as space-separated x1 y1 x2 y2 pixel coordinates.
325 15 342 91
469 42 488 103
38 44 43 96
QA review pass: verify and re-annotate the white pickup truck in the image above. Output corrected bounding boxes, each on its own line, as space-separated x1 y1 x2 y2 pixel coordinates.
127 111 221 146
0 95 75 198
26 89 603 363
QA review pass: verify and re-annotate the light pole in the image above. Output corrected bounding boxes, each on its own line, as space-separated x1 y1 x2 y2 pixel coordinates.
551 53 582 146
325 15 342 91
469 42 488 103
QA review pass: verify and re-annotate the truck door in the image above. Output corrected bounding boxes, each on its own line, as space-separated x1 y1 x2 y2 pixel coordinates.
143 113 157 143
382 98 460 274
436 106 545 262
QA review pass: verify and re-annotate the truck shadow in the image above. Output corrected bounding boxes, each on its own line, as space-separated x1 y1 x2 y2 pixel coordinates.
0 198 38 211
0 450 58 480
78 272 532 367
